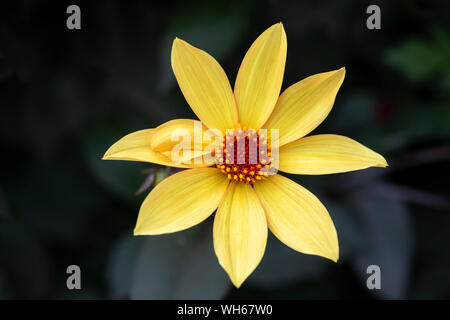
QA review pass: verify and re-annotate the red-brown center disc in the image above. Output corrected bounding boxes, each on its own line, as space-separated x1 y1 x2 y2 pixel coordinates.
215 129 273 184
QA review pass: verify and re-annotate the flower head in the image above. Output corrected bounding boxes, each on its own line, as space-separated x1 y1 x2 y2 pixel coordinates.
103 23 387 288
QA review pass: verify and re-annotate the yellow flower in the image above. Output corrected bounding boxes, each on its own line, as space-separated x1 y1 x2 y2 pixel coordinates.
103 23 387 288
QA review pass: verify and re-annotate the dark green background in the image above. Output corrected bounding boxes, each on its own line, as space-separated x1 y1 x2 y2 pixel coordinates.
1 0 449 299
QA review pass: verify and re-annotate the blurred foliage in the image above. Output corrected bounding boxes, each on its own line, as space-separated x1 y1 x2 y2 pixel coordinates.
1 0 450 299
385 29 450 87
107 226 232 299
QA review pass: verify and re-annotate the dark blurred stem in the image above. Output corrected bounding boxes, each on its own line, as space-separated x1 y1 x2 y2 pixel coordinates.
395 145 450 170
369 182 450 209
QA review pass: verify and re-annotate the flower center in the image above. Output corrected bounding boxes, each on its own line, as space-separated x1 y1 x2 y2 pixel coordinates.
215 129 273 184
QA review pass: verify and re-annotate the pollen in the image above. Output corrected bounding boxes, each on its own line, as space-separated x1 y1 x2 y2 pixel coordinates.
215 128 273 184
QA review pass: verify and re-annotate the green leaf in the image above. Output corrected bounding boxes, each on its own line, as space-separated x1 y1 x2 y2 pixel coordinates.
384 29 450 83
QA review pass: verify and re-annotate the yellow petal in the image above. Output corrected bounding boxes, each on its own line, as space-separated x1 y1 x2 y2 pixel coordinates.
150 119 220 165
150 119 213 152
279 134 388 175
171 38 238 133
254 174 338 262
102 129 208 168
102 129 174 166
161 149 213 165
264 68 346 147
234 23 287 129
134 168 229 235
213 182 267 288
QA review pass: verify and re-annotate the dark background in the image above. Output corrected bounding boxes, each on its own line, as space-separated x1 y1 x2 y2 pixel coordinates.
0 0 449 299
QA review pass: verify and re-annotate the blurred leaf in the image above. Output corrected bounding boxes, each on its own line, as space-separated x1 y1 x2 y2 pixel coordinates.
367 181 449 209
385 29 450 83
389 104 450 139
248 233 329 288
351 192 412 299
248 199 364 289
130 224 230 299
327 201 365 259
81 126 149 204
410 205 450 299
107 234 144 299
172 231 231 299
